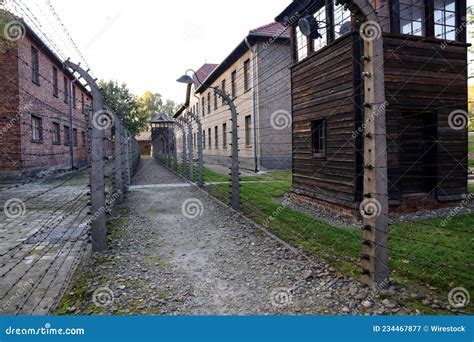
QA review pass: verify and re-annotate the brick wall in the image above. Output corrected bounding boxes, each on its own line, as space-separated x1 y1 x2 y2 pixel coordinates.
12 35 92 175
0 43 21 172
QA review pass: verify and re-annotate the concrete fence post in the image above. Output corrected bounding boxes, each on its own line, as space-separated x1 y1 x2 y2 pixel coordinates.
187 112 204 187
114 118 124 203
173 128 178 172
214 87 240 210
124 130 131 190
182 117 194 182
64 61 107 252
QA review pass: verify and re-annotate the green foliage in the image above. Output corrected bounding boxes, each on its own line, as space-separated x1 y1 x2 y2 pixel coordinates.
99 80 148 136
137 91 180 128
0 10 17 53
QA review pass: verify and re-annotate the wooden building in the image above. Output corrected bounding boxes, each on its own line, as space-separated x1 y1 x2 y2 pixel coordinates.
276 0 468 216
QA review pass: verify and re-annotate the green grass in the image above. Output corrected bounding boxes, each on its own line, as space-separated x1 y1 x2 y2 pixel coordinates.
207 168 473 313
469 184 474 194
468 134 474 154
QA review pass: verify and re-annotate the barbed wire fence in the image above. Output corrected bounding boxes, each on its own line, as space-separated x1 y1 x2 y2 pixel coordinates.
153 2 473 309
0 0 140 313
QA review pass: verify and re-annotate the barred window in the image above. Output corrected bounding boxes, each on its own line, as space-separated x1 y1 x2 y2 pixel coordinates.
312 119 326 156
434 0 456 40
31 46 39 84
244 60 251 91
245 115 252 148
52 67 58 97
52 122 60 145
64 126 71 145
231 71 237 98
399 0 425 36
221 79 226 105
73 128 78 147
31 116 42 142
223 123 227 149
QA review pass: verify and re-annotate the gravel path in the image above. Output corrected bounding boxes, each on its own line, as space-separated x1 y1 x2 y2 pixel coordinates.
57 159 409 315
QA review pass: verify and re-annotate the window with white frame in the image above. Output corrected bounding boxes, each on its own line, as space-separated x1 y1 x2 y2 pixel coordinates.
333 0 352 39
313 5 327 51
399 0 425 36
295 26 308 62
434 0 456 40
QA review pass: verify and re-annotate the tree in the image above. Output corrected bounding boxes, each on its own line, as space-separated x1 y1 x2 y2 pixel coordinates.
137 91 180 129
99 80 148 136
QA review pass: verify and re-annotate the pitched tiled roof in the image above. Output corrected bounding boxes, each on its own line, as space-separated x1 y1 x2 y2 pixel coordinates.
249 22 291 39
193 63 218 86
149 112 175 124
195 22 290 94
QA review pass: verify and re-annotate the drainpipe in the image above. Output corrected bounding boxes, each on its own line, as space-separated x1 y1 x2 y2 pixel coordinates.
68 77 78 170
245 37 258 173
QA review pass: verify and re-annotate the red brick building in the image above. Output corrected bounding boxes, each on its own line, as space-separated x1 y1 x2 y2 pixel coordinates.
0 20 92 178
136 131 152 156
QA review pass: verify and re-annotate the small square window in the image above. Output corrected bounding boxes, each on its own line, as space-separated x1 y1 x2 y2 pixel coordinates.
311 119 326 157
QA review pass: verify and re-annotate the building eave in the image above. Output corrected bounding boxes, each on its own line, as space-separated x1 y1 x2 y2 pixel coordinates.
195 33 289 94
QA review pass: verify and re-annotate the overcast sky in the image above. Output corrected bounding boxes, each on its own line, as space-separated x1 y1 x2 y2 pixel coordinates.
48 0 290 103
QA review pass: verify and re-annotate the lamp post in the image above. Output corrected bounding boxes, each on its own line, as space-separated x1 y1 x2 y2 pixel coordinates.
177 70 240 210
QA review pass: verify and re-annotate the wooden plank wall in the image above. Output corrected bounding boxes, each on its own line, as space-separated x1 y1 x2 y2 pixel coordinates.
383 35 468 201
291 34 358 208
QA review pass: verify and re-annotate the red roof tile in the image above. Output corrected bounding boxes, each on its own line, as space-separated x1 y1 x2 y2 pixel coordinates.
193 63 218 86
249 22 290 39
